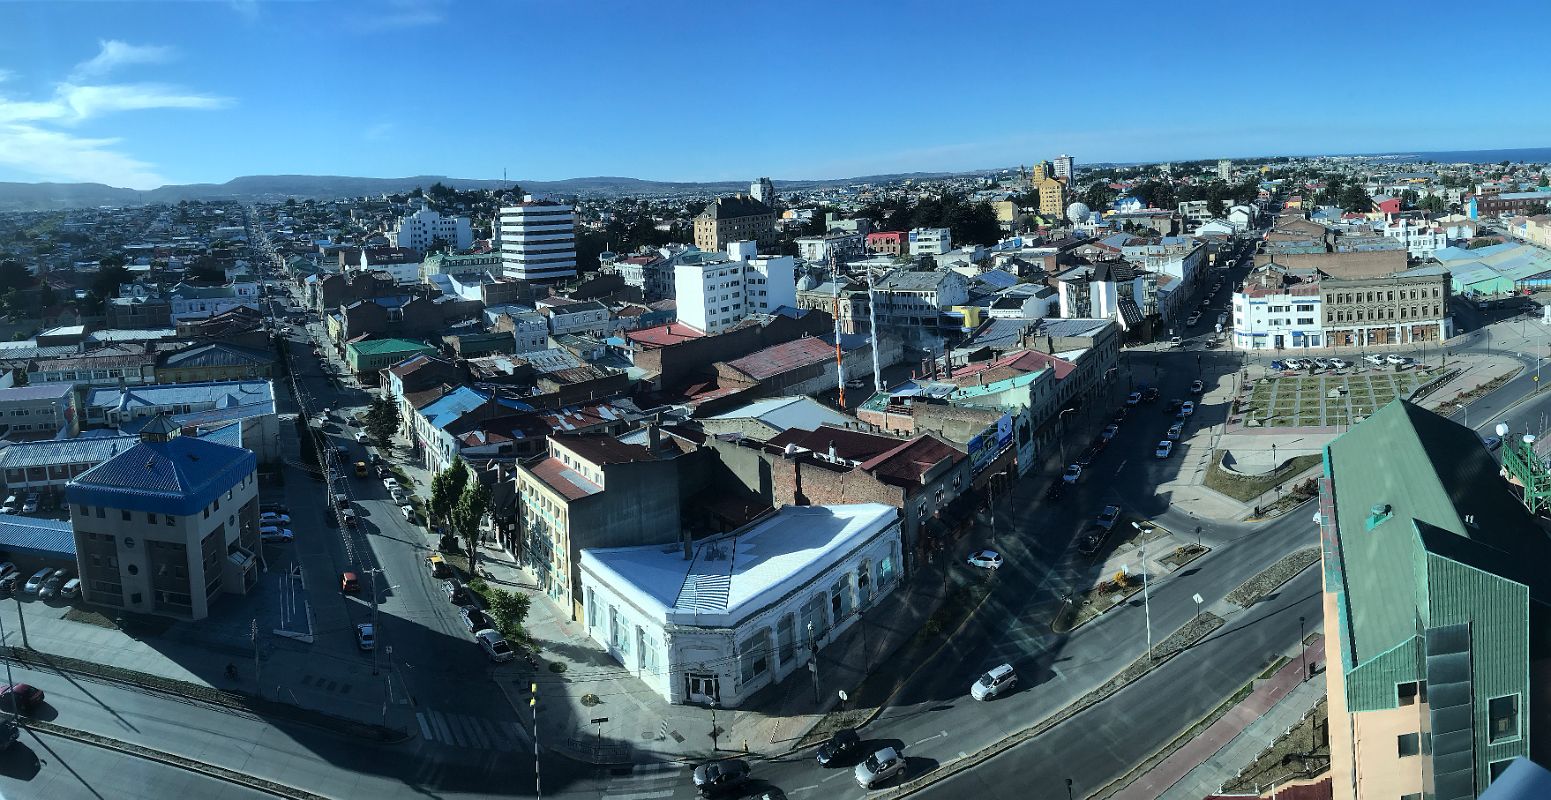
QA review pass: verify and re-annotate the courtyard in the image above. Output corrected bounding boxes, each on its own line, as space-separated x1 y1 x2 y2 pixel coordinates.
1236 367 1443 429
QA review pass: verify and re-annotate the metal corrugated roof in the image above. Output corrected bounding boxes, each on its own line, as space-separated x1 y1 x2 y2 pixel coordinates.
67 435 256 517
0 517 75 559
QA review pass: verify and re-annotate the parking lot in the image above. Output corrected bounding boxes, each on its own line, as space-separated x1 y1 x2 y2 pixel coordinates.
1237 365 1440 428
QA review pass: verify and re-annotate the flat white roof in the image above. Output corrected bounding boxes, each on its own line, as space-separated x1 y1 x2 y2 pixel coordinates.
582 503 897 629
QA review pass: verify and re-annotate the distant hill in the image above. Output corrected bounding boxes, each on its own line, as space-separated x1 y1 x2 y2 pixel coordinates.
0 170 975 211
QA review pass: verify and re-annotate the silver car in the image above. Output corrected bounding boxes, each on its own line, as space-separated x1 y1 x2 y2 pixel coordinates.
855 746 906 789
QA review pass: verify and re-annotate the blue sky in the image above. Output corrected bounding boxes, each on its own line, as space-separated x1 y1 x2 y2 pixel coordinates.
2 0 1550 189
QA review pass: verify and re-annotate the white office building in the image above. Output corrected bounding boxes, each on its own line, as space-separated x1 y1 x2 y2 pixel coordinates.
1053 154 1074 181
674 241 797 335
750 177 776 207
908 227 952 256
389 206 473 252
1382 218 1449 260
579 503 903 707
1231 274 1324 350
499 197 577 281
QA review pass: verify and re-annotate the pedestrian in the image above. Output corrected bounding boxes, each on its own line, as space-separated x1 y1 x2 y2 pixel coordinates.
225 662 238 680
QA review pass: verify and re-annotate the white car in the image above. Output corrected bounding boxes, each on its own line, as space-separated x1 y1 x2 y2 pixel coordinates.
1063 464 1082 484
1179 401 1196 417
400 504 415 521
354 432 369 444
476 629 515 662
382 478 400 493
260 527 295 543
971 664 1018 701
20 495 37 514
355 623 375 651
260 512 291 525
1155 440 1175 458
1386 354 1410 365
1328 357 1349 369
966 550 1003 570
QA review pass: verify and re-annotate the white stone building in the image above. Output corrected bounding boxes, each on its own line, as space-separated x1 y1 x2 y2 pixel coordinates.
389 206 473 252
578 503 902 707
1382 218 1449 260
499 196 577 281
1231 268 1324 350
673 241 797 334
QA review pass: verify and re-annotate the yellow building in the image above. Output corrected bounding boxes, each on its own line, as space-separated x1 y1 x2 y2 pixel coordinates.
694 195 776 252
1034 176 1066 216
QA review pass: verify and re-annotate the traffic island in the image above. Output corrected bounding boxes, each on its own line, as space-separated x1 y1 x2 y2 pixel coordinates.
1051 575 1142 634
1225 547 1320 609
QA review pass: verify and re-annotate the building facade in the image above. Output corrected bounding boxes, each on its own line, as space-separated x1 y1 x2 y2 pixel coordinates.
66 416 260 620
578 503 901 707
694 196 776 253
1053 154 1074 181
1321 267 1452 347
499 197 578 281
0 384 77 439
908 227 952 256
389 206 473 252
750 177 776 207
674 242 797 335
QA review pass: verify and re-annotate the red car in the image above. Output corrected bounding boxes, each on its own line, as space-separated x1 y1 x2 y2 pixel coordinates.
0 683 44 714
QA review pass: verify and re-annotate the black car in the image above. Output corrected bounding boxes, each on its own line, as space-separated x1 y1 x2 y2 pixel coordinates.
1141 387 1160 403
1045 481 1066 502
1165 399 1184 414
816 728 862 766
693 759 751 797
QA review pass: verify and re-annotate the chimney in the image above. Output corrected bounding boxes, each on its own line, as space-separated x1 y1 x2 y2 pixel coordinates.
682 528 693 560
828 440 837 461
649 417 662 453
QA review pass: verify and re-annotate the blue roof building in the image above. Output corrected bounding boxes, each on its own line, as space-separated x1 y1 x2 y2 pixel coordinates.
65 415 260 619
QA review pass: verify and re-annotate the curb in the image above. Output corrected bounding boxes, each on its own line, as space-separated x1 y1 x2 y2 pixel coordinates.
24 718 331 800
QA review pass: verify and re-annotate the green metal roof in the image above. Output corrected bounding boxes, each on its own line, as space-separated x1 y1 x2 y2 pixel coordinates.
346 338 437 356
1325 400 1551 665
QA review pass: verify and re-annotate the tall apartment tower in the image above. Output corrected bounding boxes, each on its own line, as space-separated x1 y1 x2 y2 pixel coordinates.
499 196 577 282
1053 154 1075 180
1217 159 1233 180
750 177 776 207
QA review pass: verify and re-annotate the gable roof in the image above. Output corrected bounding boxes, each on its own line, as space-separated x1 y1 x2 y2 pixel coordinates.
698 195 773 221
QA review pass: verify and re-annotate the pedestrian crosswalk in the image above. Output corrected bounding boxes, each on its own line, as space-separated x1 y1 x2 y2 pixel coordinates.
415 710 528 751
600 763 683 800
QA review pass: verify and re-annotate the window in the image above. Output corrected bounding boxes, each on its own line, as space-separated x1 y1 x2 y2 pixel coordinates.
1397 681 1419 707
165 515 175 526
96 506 105 518
121 509 131 521
1489 694 1520 743
1402 793 1422 800
1490 760 1515 782
147 513 157 524
1397 732 1420 758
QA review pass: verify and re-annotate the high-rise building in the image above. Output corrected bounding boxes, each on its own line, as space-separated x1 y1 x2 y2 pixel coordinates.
388 206 473 252
66 414 260 620
694 195 776 253
1053 154 1075 180
1031 160 1055 182
1217 159 1233 180
1033 174 1066 216
750 177 776 207
499 196 577 282
674 240 797 334
1320 400 1551 799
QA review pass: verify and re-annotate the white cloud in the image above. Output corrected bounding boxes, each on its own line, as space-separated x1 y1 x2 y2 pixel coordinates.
353 0 447 31
228 0 260 22
70 40 176 81
364 121 395 141
0 124 166 188
57 83 231 122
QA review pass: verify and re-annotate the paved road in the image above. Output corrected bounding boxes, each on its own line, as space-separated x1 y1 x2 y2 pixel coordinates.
0 727 272 800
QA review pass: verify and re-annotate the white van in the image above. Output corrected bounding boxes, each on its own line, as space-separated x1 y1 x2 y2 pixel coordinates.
971 663 1018 700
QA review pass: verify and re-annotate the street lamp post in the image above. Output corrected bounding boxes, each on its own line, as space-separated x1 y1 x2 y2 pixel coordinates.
807 622 820 705
709 700 720 751
1066 777 1074 800
1299 615 1307 682
1057 408 1077 468
1132 522 1154 665
0 611 17 718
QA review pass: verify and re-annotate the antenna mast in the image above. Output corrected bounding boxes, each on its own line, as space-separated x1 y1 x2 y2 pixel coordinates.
834 265 845 408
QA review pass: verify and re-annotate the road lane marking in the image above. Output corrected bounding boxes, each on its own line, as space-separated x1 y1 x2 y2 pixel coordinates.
415 712 432 740
601 791 673 800
913 730 948 746
428 711 453 745
821 771 847 782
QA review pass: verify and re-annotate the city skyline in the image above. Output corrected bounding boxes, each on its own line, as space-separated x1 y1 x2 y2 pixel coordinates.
3 0 1551 190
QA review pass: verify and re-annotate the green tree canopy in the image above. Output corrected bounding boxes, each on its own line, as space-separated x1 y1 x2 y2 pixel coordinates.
365 396 399 448
0 260 32 293
452 478 490 575
430 457 469 541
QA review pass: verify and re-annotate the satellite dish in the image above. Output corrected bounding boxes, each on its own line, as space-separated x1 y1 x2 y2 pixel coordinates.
1525 434 1537 446
1496 422 1510 438
1066 202 1091 225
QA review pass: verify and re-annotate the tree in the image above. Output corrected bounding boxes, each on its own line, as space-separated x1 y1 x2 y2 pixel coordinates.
486 587 532 647
0 260 30 293
1338 184 1372 213
91 263 132 301
1418 195 1447 214
430 458 469 550
1400 189 1420 209
452 478 491 576
1539 175 1549 188
1206 197 1226 218
365 396 399 449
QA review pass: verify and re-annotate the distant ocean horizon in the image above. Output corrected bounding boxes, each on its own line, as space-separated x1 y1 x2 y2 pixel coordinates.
1336 146 1551 165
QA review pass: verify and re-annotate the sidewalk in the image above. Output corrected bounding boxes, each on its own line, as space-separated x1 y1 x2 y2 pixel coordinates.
1111 636 1326 800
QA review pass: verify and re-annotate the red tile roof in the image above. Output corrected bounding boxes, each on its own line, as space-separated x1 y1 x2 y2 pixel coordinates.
554 434 654 466
527 457 601 501
767 425 902 462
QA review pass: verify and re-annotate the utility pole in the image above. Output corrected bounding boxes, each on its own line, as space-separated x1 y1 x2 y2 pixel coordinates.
530 682 542 800
806 622 820 704
369 567 382 676
12 594 27 649
1133 523 1153 665
0 612 16 718
251 618 260 694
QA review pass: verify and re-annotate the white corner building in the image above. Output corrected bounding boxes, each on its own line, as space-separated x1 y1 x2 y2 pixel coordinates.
579 503 902 707
389 206 473 252
499 196 577 281
673 240 797 334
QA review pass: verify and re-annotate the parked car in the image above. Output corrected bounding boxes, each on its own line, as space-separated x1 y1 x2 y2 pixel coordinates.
0 563 16 581
816 728 862 767
966 550 1003 570
0 683 44 714
1189 379 1205 394
340 571 361 594
854 747 906 789
971 663 1018 701
382 477 400 493
1166 422 1185 440
476 629 515 662
23 568 53 595
693 759 751 797
20 495 37 514
0 574 18 595
341 509 359 528
1095 505 1121 531
1156 440 1175 458
426 553 452 578
1062 464 1083 484
260 512 291 525
355 623 375 651
260 503 289 515
1312 357 1330 369
442 580 468 604
1165 399 1184 414
1141 386 1160 403
1282 358 1304 370
1270 360 1286 371
1328 357 1349 369
1179 401 1196 417
333 493 349 509
1077 527 1108 556
1125 391 1142 406
260 527 294 543
1387 354 1412 365
1169 336 1182 348
38 571 67 600
60 578 80 599
459 606 492 633
1364 354 1386 367
400 504 415 521
1484 436 1503 451
1100 424 1119 442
